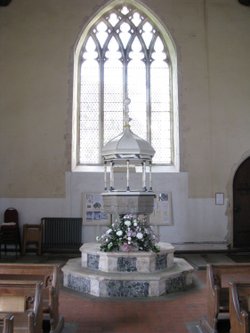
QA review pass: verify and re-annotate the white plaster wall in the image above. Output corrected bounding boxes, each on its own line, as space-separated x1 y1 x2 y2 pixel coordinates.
0 171 228 246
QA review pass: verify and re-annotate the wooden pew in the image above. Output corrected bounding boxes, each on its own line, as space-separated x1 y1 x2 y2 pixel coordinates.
202 263 250 332
0 281 43 333
0 264 64 333
229 282 250 333
0 313 14 333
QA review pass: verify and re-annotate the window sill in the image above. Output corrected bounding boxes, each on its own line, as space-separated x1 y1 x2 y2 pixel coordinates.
72 165 179 173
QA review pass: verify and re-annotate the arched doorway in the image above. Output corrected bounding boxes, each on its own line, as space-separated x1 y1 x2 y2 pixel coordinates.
233 156 250 248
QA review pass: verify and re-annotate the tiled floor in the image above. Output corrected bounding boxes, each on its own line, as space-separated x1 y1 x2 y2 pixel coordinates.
175 252 234 270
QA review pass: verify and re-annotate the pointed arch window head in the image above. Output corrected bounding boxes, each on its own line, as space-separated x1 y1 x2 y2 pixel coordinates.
73 1 179 170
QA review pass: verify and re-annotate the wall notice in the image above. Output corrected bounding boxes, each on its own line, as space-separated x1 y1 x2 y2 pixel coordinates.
150 192 173 226
82 193 109 225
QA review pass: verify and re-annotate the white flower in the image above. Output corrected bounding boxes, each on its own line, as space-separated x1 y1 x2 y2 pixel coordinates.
136 232 143 240
124 220 131 227
116 230 123 237
96 236 99 241
127 236 131 241
106 229 112 234
133 222 138 226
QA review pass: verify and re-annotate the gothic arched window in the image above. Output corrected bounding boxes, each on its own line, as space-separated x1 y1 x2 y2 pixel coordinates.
72 1 179 170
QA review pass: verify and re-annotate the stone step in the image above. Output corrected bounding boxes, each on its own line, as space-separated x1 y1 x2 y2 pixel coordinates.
62 257 194 297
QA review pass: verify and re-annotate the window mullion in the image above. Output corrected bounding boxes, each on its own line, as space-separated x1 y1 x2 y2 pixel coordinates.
169 63 174 164
123 51 128 122
146 59 151 143
99 57 105 164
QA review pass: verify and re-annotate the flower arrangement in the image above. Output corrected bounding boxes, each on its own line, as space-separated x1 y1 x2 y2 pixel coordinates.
96 214 160 253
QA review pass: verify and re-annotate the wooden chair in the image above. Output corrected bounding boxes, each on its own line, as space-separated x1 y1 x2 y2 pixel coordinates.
0 313 14 333
0 208 21 256
22 224 42 256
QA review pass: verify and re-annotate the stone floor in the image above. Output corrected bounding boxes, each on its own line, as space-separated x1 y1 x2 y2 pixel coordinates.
175 252 234 270
176 251 250 270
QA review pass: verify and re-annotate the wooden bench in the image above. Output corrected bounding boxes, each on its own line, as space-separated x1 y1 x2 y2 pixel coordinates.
229 282 250 333
0 264 64 333
0 313 14 333
0 281 43 333
201 263 250 332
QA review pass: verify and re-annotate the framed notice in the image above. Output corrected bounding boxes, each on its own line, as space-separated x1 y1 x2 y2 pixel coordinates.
215 192 224 205
82 193 110 225
150 192 173 226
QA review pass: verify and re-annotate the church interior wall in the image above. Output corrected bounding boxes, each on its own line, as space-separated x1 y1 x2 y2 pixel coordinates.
0 0 249 248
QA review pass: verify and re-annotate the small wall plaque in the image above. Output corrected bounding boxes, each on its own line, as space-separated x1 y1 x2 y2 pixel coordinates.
215 193 224 205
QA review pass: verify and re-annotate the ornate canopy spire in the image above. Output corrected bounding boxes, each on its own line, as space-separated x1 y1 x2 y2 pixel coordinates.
124 98 131 128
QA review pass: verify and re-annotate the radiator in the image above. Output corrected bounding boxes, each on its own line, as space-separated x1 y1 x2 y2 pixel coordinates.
41 217 82 253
